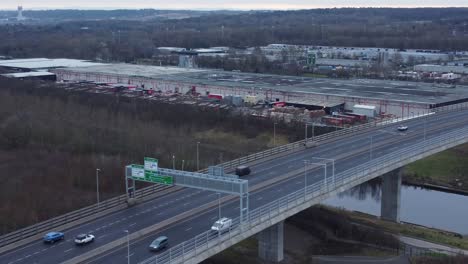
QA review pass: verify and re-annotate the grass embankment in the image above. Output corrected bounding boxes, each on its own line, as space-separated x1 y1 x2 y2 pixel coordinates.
404 144 468 192
330 207 468 250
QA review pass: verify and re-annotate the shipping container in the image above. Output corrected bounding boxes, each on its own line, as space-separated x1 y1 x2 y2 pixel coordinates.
272 102 286 107
208 94 223 100
333 114 356 124
344 113 367 122
322 116 344 126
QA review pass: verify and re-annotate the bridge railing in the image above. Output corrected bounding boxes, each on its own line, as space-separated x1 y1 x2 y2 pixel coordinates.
2 102 467 249
140 125 468 264
0 184 173 248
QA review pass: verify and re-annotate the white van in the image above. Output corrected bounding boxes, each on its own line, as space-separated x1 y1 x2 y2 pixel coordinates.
211 217 232 232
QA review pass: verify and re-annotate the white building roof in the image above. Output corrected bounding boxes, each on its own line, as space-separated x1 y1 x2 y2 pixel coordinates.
0 58 106 70
1 71 56 78
354 104 376 110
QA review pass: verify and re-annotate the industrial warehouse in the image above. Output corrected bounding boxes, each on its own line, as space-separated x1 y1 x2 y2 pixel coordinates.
2 58 468 118
51 63 468 117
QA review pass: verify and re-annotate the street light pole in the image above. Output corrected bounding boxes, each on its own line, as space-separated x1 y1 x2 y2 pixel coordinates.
273 122 277 147
424 117 427 141
96 168 100 208
182 160 185 171
218 193 221 219
172 155 175 170
309 162 327 189
370 136 373 160
310 157 335 187
312 122 315 141
124 230 130 264
305 122 308 145
303 160 308 199
196 142 200 171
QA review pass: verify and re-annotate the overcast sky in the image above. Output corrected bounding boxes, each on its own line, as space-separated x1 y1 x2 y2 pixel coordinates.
3 0 468 10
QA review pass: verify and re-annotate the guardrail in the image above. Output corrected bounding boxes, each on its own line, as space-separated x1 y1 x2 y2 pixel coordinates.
2 101 467 250
0 184 172 248
140 124 468 264
400 242 467 257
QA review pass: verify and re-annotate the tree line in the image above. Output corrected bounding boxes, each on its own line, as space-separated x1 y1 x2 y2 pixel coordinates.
0 8 467 61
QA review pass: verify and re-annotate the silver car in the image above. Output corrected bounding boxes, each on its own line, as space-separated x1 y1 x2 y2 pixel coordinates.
149 236 168 251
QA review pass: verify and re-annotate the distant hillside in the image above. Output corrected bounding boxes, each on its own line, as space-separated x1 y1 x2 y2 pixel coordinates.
0 9 245 21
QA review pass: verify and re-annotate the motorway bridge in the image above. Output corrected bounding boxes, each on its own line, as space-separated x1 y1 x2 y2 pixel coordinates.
1 104 468 264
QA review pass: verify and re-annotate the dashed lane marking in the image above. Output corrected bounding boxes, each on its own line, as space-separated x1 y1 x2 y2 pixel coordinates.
129 223 137 227
64 248 73 253
185 227 193 232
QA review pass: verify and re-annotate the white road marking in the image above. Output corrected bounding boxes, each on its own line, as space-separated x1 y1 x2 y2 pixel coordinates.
183 202 190 206
25 254 31 258
129 223 137 227
185 227 192 232
211 216 217 220
41 249 47 252
33 251 40 255
257 197 263 201
64 248 73 253
126 253 135 258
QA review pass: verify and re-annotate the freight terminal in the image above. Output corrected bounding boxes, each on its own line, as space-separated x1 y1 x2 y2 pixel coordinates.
2 58 468 119
50 63 468 117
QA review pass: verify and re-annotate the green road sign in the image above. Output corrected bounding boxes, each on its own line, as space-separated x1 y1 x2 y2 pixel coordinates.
144 171 174 185
131 164 145 178
144 157 158 172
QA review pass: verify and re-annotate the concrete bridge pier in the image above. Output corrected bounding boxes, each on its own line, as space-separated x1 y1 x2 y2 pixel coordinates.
380 168 402 223
257 221 284 262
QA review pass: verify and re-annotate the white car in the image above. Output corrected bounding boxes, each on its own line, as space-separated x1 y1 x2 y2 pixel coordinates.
397 125 408 131
74 234 95 245
211 217 232 232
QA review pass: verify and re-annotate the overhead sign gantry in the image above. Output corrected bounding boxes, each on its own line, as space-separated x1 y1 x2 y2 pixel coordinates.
125 157 249 223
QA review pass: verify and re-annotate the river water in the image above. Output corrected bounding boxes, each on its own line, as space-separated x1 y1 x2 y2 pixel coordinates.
323 180 468 235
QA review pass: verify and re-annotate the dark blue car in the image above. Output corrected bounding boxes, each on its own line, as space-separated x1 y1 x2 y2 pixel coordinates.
43 232 64 243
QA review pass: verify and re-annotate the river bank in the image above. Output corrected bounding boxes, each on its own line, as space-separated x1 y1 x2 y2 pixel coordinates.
404 143 468 193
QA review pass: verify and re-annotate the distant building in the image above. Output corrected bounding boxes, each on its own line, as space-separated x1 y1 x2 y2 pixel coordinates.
414 64 468 75
17 6 25 21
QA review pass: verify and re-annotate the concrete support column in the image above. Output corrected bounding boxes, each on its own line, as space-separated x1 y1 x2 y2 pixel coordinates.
257 221 284 262
380 168 402 223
